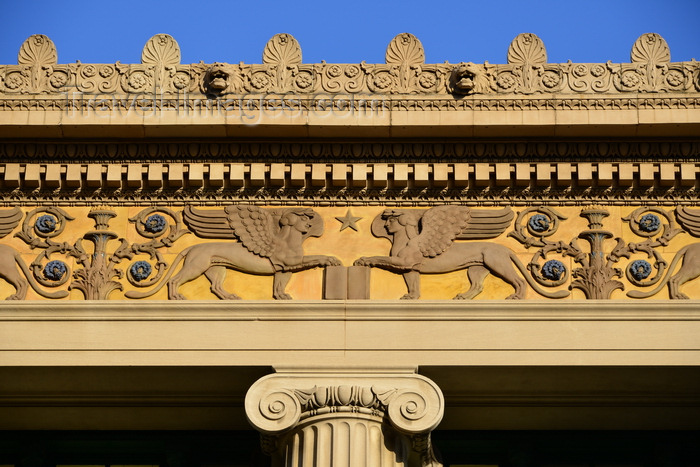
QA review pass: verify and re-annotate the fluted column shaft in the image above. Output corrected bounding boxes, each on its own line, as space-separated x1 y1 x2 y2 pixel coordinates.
280 412 410 467
245 371 444 467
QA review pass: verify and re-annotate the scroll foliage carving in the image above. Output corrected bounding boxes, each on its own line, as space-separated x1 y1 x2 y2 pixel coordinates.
0 207 69 300
627 207 700 299
509 206 700 300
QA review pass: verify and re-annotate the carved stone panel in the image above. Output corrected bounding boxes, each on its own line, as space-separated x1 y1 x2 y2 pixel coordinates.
0 205 698 301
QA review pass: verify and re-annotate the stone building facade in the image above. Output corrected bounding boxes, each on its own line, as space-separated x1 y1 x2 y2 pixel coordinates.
0 32 699 466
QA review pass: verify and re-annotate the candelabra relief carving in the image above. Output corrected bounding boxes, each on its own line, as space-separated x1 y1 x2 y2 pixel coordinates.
510 206 699 300
1 32 697 96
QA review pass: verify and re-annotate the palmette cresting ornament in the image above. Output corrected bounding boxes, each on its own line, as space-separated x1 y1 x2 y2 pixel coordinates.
2 31 696 97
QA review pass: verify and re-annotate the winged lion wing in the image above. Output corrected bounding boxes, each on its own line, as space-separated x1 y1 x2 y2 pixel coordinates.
416 206 472 258
183 205 277 258
183 206 237 239
225 205 277 257
676 207 700 237
0 207 23 239
454 207 514 239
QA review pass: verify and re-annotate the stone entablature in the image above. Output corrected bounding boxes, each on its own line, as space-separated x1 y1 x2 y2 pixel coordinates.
0 33 698 304
1 32 699 467
1 32 698 98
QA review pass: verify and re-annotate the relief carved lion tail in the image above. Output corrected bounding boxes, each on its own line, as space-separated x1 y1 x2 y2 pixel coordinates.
13 252 69 299
124 248 189 299
627 246 689 299
510 252 570 299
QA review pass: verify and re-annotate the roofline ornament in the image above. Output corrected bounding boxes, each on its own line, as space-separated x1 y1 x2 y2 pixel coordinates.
1 33 697 96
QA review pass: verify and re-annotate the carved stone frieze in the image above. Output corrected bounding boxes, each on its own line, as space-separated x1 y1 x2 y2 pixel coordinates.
1 205 699 301
627 207 700 299
1 33 698 98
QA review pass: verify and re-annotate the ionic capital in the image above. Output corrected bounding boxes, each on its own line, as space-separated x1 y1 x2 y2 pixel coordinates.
245 371 444 435
245 370 444 466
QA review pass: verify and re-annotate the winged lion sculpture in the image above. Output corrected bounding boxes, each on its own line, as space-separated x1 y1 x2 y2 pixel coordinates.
126 205 341 300
354 206 568 300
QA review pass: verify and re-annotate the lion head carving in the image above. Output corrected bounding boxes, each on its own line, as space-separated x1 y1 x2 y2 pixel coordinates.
206 63 230 93
450 62 490 95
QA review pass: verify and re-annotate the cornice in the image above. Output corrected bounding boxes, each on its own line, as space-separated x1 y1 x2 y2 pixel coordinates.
3 34 699 139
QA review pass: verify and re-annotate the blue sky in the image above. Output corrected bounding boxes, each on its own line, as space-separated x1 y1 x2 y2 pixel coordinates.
1 0 698 65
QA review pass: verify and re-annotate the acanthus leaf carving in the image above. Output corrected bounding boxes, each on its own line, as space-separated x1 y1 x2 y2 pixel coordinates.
140 34 181 92
385 33 425 94
1 31 697 96
262 33 301 92
263 33 302 67
507 32 547 66
385 33 425 67
507 33 547 93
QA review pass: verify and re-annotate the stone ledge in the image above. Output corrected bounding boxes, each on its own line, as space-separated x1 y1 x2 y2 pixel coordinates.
1 299 699 321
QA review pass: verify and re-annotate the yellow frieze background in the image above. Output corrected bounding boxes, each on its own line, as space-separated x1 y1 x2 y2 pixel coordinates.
0 205 698 301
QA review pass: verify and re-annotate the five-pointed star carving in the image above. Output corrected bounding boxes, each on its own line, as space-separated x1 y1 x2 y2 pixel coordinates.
335 210 362 232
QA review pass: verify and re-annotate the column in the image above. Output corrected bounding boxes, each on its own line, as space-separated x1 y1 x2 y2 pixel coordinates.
245 369 444 467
